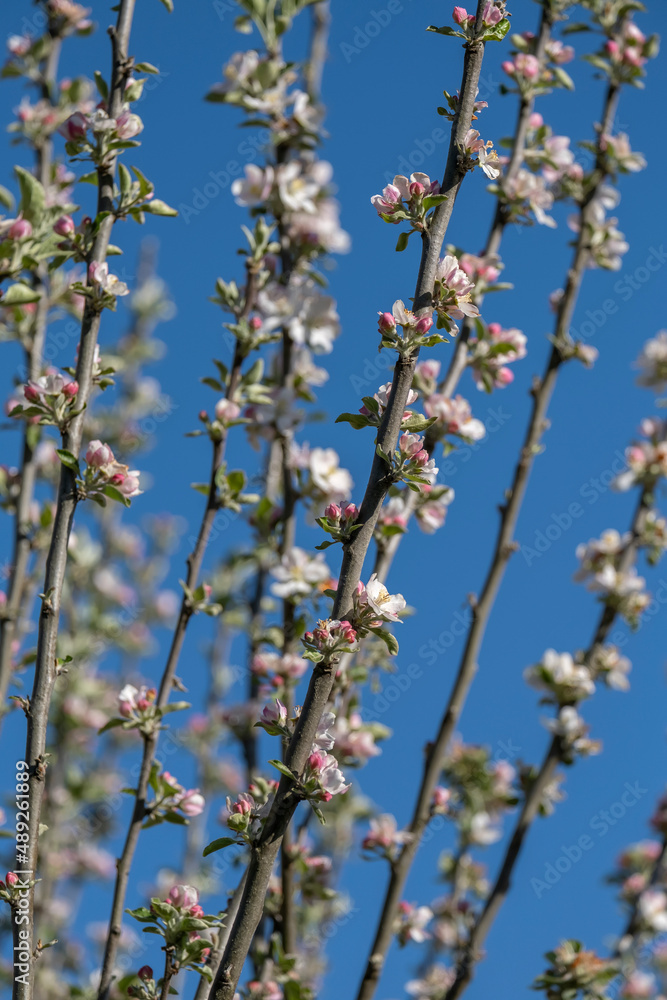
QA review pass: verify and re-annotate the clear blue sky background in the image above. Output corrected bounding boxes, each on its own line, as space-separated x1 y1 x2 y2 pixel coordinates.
2 1 667 998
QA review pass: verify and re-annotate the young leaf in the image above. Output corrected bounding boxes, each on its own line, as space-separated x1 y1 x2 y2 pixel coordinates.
203 836 239 857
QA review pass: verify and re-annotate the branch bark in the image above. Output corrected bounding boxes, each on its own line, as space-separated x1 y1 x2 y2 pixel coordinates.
353 72 620 1000
15 6 137 999
210 7 490 996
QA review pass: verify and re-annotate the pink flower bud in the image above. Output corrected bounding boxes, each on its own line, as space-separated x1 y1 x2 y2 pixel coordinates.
605 39 620 57
414 449 430 467
86 440 114 468
409 181 425 197
483 3 502 25
6 872 19 887
324 503 341 521
304 631 313 643
529 112 543 128
203 584 212 599
497 367 514 386
378 312 396 333
179 790 205 816
501 59 515 76
8 217 32 240
452 6 469 24
198 409 208 422
59 111 88 141
138 967 153 981
341 502 358 520
250 316 262 330
110 472 126 486
62 380 79 398
53 215 75 237
415 315 433 335
24 384 40 403
214 398 241 423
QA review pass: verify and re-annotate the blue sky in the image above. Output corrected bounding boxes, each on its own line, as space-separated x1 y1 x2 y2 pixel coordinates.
2 1 667 998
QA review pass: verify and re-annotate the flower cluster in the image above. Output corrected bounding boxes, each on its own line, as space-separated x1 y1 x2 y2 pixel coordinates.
575 530 650 626
636 331 667 394
394 901 433 946
502 30 575 94
270 546 330 601
468 321 527 391
461 128 501 179
127 883 222 985
76 439 142 506
533 941 617 999
302 618 359 663
432 254 480 334
613 423 667 493
524 649 595 705
301 749 351 803
362 814 413 860
353 574 407 629
10 369 79 429
316 501 359 548
371 172 445 233
59 105 144 161
101 683 189 738
377 300 440 354
544 707 602 762
424 393 486 443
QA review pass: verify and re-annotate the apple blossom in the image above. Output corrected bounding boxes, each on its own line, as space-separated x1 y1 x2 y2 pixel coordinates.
637 890 667 933
88 260 129 298
117 683 156 719
362 814 413 857
302 750 350 802
270 546 330 600
176 789 206 817
214 398 241 424
544 707 601 758
588 645 632 691
433 254 479 327
231 164 275 207
8 215 32 239
362 573 406 623
167 883 200 911
58 110 88 141
524 649 595 704
308 447 353 500
395 902 433 945
424 393 486 441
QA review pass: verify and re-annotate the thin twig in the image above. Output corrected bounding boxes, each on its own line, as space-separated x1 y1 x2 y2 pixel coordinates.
353 71 621 1000
210 8 490 996
15 6 137 999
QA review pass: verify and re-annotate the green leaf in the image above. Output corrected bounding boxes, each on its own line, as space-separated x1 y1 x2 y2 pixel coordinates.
369 627 399 656
56 449 81 473
97 717 126 734
335 412 371 430
160 701 191 715
227 470 245 494
94 70 109 100
483 17 511 41
400 414 437 433
2 282 41 305
269 759 297 780
143 199 178 217
0 185 14 210
158 0 174 9
102 484 131 507
15 165 45 224
203 837 238 857
395 231 410 252
423 194 448 210
553 66 575 90
302 649 324 663
118 162 132 197
135 61 160 74
426 24 465 38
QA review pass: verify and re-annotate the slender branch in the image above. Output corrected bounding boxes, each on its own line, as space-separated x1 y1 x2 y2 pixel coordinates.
446 488 653 1000
353 73 621 1000
374 1 555 583
159 952 176 1000
305 0 330 100
193 874 247 1000
210 8 490 997
0 27 63 724
15 7 137 999
96 271 257 999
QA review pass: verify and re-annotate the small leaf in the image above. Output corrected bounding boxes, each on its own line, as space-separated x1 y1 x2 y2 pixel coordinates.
135 61 160 74
269 759 297 780
158 0 174 9
97 717 126 734
395 231 410 252
102 484 131 507
335 412 372 430
143 199 178 216
203 837 238 857
56 449 81 473
2 283 41 305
